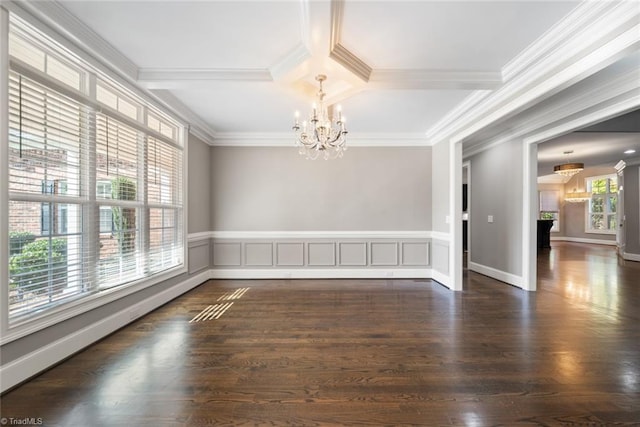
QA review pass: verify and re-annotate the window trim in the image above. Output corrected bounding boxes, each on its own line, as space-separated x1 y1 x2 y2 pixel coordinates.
1 8 10 342
1 12 188 345
584 174 617 235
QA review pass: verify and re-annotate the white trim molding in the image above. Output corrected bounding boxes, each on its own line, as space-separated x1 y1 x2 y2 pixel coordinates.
209 133 431 147
190 230 435 242
551 237 617 246
430 269 451 290
621 251 640 262
205 230 432 240
429 231 451 242
469 262 524 289
3 0 219 145
427 0 640 146
0 6 10 350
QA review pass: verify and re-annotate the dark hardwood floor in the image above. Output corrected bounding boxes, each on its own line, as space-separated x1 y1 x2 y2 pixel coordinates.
2 242 639 426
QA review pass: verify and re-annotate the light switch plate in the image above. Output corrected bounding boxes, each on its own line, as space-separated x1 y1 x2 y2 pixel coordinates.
488 215 494 223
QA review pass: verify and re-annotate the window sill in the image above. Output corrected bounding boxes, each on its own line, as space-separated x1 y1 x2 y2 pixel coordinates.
584 230 616 236
1 263 186 345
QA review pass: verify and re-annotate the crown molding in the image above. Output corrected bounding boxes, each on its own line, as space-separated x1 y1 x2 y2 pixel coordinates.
370 69 502 90
614 160 626 173
428 0 640 146
210 132 430 147
151 89 218 144
329 0 343 50
4 0 138 80
5 0 220 146
425 90 492 141
329 43 372 83
501 0 612 81
463 63 640 159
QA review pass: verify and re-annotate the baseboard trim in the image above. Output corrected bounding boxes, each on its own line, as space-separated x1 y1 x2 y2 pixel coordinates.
469 262 524 288
209 268 432 280
430 269 451 289
0 270 210 394
622 251 640 262
550 237 617 246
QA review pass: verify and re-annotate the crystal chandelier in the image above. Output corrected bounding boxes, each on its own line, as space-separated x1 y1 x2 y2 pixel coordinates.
293 75 347 160
553 150 584 177
565 190 591 203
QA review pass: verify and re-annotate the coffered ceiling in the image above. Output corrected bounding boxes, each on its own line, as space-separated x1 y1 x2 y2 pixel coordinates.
55 0 582 142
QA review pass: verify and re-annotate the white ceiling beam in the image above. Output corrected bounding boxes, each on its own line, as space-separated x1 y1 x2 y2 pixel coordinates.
328 0 372 82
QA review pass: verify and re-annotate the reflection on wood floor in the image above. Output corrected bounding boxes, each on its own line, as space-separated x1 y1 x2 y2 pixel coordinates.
2 242 639 425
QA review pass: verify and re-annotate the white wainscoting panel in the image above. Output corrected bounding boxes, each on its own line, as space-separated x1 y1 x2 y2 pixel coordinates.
276 243 305 266
212 242 242 266
245 242 274 266
307 242 336 266
370 242 399 266
401 242 430 266
188 240 210 274
432 240 450 275
202 232 434 277
339 242 368 266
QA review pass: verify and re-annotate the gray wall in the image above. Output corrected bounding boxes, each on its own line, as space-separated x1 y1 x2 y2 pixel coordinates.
469 139 523 276
210 146 432 231
187 133 212 234
623 164 640 255
562 166 617 243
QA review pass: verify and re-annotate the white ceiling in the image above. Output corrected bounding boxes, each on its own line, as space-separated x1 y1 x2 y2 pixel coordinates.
57 0 583 139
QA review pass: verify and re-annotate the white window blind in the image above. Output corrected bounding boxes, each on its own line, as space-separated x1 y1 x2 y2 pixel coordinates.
539 190 559 212
6 17 185 325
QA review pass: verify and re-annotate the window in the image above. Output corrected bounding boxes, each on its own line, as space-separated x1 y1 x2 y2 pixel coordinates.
539 190 560 232
97 181 114 233
585 175 617 234
6 17 185 330
41 180 68 234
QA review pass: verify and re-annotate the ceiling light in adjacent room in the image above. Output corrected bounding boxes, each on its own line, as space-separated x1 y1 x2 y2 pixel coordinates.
293 75 348 160
624 149 636 154
554 150 584 177
565 190 591 203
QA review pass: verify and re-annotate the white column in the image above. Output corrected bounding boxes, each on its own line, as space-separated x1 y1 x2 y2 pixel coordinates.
522 141 538 291
449 141 463 291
